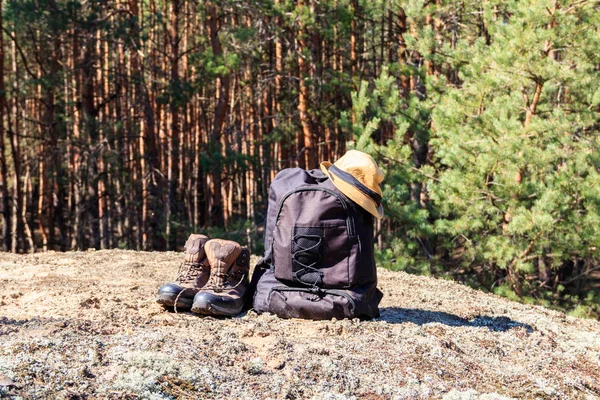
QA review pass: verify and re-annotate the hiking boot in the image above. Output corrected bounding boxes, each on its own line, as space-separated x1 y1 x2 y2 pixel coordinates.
191 239 251 317
157 234 210 311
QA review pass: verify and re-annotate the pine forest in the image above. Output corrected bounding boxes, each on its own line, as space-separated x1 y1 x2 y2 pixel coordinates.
0 0 599 317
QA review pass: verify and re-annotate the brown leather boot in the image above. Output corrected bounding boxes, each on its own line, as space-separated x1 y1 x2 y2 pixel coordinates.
191 239 251 317
157 234 210 311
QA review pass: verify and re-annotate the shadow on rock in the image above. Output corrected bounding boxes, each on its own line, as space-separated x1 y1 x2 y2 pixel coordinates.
377 308 534 333
0 317 32 327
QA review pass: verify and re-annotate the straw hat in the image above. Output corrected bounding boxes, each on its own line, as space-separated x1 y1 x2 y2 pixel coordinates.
320 150 384 219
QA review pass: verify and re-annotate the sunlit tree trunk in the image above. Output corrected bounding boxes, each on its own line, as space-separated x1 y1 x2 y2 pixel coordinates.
0 0 10 251
296 0 316 169
130 0 158 249
207 2 227 227
165 0 181 249
8 33 23 253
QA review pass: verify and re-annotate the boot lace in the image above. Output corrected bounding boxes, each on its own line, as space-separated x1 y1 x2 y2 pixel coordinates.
175 261 206 284
204 264 246 293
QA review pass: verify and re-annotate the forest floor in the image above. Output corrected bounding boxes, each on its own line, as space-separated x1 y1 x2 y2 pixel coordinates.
1 250 599 400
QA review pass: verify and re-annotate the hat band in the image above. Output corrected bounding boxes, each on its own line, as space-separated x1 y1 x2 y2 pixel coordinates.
329 165 382 207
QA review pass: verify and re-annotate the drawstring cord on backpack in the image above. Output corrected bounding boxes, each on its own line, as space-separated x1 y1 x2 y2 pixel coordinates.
292 233 324 287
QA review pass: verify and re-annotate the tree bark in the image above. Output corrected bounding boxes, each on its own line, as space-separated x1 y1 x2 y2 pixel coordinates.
166 0 181 249
130 0 158 249
297 0 316 169
0 0 11 251
207 2 227 227
8 33 23 252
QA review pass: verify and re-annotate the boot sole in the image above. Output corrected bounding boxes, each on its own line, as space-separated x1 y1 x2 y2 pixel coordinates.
190 297 244 317
156 293 193 311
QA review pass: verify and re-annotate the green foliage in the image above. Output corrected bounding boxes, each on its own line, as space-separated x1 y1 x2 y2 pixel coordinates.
346 1 600 318
429 0 600 306
568 291 600 319
344 67 434 274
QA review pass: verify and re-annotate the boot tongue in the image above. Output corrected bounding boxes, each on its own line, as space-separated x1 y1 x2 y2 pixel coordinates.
205 239 242 287
177 234 210 284
184 234 209 264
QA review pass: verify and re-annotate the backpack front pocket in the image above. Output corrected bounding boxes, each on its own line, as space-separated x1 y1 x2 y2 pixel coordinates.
272 223 293 281
273 223 350 287
267 286 356 320
272 187 355 288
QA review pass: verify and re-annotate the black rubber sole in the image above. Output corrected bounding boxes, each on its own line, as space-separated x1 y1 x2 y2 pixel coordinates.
156 293 193 311
190 296 244 317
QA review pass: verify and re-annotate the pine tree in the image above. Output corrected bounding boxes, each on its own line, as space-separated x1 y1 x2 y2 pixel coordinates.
429 0 600 304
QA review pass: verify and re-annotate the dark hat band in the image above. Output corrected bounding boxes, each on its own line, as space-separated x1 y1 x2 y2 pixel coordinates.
329 165 382 207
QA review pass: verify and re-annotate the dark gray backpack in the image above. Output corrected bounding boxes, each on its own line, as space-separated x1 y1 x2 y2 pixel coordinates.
251 168 383 320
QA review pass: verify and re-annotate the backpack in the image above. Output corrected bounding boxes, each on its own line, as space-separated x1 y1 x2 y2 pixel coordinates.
251 167 383 320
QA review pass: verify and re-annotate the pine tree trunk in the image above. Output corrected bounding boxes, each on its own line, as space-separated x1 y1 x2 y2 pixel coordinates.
82 25 100 249
130 0 158 249
97 28 108 250
8 42 23 252
166 0 181 249
38 145 48 252
0 0 11 252
207 3 227 227
71 28 84 249
350 0 358 80
274 0 287 168
296 0 316 169
396 7 410 96
22 164 34 252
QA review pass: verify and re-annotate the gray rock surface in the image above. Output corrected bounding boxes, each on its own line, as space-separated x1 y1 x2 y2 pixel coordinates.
0 250 599 399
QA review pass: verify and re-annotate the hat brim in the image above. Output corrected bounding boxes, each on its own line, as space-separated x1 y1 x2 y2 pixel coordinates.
320 162 384 219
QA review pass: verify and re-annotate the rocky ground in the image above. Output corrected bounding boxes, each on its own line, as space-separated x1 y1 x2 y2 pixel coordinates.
0 250 599 399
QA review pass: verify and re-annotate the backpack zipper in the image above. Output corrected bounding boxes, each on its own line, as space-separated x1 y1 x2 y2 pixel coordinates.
274 186 356 236
270 286 356 311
